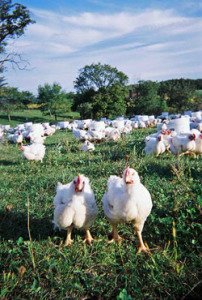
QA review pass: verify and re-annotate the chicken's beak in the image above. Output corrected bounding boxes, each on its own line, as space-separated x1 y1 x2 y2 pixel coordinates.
75 175 84 192
124 168 134 184
125 176 134 184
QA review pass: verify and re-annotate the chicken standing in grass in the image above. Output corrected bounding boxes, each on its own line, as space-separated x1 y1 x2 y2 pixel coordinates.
102 167 152 253
53 175 97 246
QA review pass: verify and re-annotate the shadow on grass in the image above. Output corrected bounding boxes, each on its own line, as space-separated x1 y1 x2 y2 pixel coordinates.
0 210 55 241
143 161 173 179
0 159 19 166
0 209 97 243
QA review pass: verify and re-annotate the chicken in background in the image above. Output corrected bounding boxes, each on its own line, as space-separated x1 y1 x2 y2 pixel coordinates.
195 134 202 154
80 140 95 152
144 134 166 156
20 143 46 162
7 131 23 145
170 133 196 156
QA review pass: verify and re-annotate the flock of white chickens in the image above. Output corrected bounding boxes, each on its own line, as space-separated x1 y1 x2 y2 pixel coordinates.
1 112 202 159
145 119 202 157
0 115 158 160
0 122 56 161
1 111 201 252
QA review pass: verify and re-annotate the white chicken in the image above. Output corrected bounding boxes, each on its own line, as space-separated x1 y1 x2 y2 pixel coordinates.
29 134 46 144
195 134 202 155
53 175 97 246
44 126 56 136
7 131 23 144
80 140 95 152
102 167 152 253
172 133 196 156
144 134 166 156
13 132 23 144
161 123 167 131
0 129 4 140
106 128 120 141
20 143 46 162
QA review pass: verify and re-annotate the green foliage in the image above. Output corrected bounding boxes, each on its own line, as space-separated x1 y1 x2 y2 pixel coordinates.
0 86 35 121
0 0 35 45
133 81 168 115
74 63 128 119
0 125 201 299
91 84 128 119
37 83 73 120
0 75 6 87
117 289 132 300
192 90 202 110
74 62 128 93
77 101 94 119
158 79 198 112
0 0 35 76
128 79 201 115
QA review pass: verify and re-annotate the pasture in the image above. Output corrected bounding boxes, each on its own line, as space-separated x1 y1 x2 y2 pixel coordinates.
0 114 201 299
0 109 80 127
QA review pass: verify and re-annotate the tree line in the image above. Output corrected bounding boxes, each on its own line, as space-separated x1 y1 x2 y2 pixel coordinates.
0 1 201 121
0 72 201 121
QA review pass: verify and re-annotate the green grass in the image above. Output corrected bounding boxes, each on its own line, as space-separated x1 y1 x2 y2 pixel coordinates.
0 109 80 127
0 122 201 299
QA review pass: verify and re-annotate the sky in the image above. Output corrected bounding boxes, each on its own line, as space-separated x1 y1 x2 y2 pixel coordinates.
4 0 202 94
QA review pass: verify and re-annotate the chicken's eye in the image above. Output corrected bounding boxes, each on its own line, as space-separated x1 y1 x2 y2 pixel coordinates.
73 180 76 184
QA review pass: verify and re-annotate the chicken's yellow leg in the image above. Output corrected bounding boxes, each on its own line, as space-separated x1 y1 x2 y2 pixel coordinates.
179 151 196 158
134 223 150 254
64 225 73 246
108 224 123 243
83 229 94 245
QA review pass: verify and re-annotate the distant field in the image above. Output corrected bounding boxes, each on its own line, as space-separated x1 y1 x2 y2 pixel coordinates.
0 126 201 299
0 109 80 127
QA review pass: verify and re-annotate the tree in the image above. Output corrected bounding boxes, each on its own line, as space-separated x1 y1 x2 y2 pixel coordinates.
158 79 197 112
37 83 72 121
0 86 33 121
74 63 128 119
91 84 128 119
0 0 35 78
74 63 128 93
129 81 167 115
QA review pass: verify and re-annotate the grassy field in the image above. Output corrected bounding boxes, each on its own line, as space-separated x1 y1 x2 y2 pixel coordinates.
0 114 201 299
0 109 80 127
